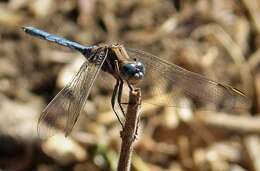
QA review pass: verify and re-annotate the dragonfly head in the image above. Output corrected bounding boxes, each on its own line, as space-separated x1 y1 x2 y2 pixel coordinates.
121 61 145 84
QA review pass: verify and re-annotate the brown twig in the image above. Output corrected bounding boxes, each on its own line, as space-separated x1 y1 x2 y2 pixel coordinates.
117 88 141 171
195 111 260 133
244 135 260 171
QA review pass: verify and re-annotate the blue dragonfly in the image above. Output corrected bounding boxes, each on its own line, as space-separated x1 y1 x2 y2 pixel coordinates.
23 27 249 138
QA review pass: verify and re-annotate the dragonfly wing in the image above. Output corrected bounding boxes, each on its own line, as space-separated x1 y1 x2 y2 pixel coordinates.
126 48 249 111
38 50 107 138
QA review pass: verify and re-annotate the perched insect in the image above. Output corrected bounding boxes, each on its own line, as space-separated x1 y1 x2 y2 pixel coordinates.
23 27 249 138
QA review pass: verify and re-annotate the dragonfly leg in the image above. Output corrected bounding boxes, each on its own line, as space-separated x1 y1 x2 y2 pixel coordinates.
127 82 134 91
117 80 126 116
133 115 140 140
125 82 142 106
111 78 124 127
113 59 127 116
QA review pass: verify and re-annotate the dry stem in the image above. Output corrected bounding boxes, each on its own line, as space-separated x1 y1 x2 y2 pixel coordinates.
117 88 141 171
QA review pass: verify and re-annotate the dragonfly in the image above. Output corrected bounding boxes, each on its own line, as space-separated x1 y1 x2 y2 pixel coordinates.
23 26 249 138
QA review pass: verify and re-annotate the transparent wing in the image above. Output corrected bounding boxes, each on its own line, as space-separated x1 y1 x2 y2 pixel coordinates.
126 48 249 111
38 50 107 139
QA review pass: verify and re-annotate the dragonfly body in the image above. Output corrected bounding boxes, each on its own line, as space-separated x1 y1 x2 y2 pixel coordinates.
23 27 145 85
23 26 95 57
22 27 249 138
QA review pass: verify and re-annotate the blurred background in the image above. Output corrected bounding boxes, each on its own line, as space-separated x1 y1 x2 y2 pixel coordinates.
0 0 260 171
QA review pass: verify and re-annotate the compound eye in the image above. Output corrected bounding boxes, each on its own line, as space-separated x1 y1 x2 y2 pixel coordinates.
121 62 145 84
122 63 136 76
136 62 145 73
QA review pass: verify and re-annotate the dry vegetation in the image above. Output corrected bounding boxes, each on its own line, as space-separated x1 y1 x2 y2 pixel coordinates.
0 0 260 171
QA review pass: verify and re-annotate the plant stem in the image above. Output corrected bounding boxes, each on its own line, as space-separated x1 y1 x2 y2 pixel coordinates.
117 88 141 171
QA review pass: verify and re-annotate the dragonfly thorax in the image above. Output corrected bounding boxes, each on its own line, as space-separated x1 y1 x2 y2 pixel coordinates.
121 61 145 85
